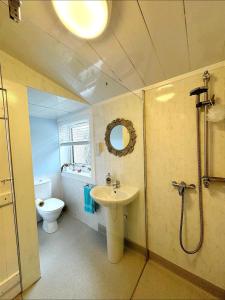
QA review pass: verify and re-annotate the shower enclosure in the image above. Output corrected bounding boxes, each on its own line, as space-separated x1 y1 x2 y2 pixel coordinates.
173 70 225 254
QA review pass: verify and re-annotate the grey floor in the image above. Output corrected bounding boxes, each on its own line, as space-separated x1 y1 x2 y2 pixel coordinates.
23 213 145 300
23 213 215 300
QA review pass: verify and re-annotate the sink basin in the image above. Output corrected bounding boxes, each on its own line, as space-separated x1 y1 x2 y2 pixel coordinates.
91 185 139 263
90 185 138 207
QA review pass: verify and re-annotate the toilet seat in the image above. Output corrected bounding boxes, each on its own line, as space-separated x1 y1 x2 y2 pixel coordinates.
35 198 65 233
36 198 64 212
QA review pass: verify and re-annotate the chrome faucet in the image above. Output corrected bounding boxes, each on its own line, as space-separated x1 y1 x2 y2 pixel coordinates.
112 180 120 189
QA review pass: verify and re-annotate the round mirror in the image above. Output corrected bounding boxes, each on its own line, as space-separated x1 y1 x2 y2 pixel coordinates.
110 125 130 150
105 118 137 157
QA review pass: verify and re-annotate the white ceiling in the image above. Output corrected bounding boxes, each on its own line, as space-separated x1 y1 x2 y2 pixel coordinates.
28 88 88 120
0 1 225 104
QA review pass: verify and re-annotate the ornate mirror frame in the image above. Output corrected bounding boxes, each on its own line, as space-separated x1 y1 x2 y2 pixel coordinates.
105 118 137 157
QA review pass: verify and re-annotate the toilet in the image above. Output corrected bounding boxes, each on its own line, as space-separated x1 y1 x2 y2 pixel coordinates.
34 178 64 233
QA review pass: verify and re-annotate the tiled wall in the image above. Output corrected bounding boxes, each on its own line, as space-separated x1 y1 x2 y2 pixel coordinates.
145 65 225 289
61 174 105 231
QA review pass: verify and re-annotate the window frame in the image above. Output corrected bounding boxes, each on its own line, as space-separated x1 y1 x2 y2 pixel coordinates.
57 109 95 184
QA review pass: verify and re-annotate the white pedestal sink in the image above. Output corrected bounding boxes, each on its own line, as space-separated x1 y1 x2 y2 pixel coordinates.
90 185 139 263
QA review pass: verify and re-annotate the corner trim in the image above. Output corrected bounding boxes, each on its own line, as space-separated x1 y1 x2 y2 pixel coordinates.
149 251 225 299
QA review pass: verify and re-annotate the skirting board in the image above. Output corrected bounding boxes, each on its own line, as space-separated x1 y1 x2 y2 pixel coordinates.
0 284 21 300
149 251 225 299
0 272 20 299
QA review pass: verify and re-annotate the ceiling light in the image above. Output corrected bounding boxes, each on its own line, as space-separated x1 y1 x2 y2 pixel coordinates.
52 0 111 40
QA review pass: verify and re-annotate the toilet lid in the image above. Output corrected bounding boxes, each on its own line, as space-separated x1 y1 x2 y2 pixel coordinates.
36 198 64 212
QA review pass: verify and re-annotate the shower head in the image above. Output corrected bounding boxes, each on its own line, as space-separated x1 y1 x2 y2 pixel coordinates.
190 87 208 96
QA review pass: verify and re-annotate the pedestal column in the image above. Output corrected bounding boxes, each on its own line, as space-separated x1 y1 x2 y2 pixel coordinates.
106 205 124 263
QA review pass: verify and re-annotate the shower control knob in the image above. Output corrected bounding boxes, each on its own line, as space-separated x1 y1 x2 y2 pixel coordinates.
202 176 210 188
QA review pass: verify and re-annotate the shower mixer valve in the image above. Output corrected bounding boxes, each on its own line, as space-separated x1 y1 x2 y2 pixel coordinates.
172 181 196 196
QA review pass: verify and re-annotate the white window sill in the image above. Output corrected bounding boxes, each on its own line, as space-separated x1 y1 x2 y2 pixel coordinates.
61 170 95 184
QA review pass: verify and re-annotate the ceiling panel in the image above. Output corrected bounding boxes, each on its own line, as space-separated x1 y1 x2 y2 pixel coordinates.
89 29 144 91
138 0 190 78
28 104 46 114
110 0 165 86
28 89 63 107
21 1 118 80
29 106 63 119
0 0 225 104
185 0 225 69
21 1 146 92
0 2 130 103
28 88 88 119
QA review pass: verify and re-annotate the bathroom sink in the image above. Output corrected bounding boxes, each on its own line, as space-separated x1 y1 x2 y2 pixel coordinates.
90 185 138 207
91 185 139 264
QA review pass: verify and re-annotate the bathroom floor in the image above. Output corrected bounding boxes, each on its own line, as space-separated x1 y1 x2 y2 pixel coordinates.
132 261 215 299
23 213 215 300
23 213 145 300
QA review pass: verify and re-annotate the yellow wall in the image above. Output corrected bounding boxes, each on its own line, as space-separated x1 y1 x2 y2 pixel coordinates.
4 80 41 290
0 91 20 298
145 65 225 289
0 49 85 291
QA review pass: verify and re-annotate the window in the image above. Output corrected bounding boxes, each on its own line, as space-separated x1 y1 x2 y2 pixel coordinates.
59 119 92 179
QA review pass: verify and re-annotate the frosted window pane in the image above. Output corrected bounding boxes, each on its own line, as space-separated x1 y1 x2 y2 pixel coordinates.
71 121 89 142
73 144 91 165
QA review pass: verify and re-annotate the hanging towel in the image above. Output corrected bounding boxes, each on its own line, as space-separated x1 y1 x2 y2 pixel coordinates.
84 184 99 214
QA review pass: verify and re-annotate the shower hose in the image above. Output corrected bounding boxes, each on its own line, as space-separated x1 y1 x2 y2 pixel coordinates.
179 106 204 254
179 188 204 254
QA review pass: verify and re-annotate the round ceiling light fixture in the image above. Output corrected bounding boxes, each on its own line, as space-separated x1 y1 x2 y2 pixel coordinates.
52 0 111 40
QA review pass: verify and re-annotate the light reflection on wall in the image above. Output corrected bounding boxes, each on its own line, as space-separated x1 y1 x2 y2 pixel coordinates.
156 84 175 102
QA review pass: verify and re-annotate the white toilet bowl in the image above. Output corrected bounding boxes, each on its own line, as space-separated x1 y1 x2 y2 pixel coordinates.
36 198 64 233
